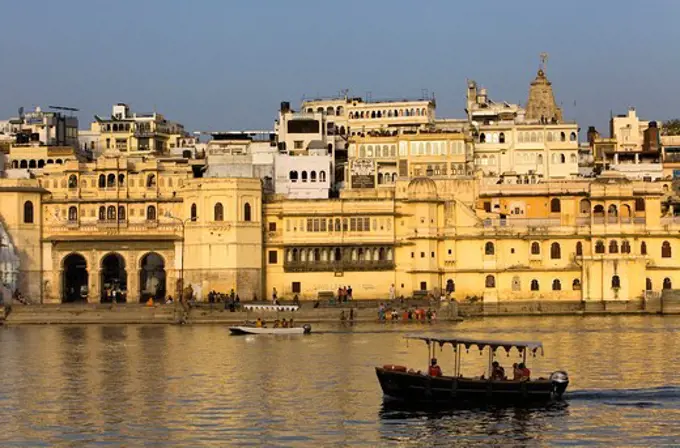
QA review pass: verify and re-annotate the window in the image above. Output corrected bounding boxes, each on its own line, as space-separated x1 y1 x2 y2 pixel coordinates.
68 175 78 188
531 279 539 291
301 171 308 182
635 198 646 212
107 174 115 188
191 203 197 221
68 206 77 221
310 171 317 182
662 241 672 258
646 278 652 291
611 275 621 289
621 241 631 254
147 174 156 187
118 206 125 221
269 222 277 232
292 282 301 293
294 141 303 150
485 275 496 288
23 201 34 224
664 278 673 290
485 242 495 255
552 279 562 291
641 241 647 255
147 205 156 221
118 174 125 186
244 203 252 222
609 240 619 254
550 242 561 259
319 171 326 182
290 171 298 182
98 206 106 220
107 206 116 220
550 198 561 213
531 242 540 255
499 132 505 144
268 250 278 264
576 242 583 256
98 174 106 188
570 132 577 141
421 252 425 258
214 203 224 221
560 132 566 142
595 241 605 254
573 279 581 290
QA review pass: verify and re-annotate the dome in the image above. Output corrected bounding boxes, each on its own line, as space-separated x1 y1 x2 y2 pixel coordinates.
407 177 438 200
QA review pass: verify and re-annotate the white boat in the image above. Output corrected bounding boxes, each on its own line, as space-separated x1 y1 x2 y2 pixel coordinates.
229 324 312 335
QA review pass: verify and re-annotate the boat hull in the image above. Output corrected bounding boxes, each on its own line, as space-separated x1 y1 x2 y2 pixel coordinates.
229 325 311 335
376 367 568 405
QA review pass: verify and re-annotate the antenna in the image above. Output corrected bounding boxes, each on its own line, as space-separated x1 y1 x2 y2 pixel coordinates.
540 52 549 72
18 107 24 118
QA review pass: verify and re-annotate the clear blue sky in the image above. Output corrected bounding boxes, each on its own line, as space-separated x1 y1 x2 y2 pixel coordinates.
1 0 679 135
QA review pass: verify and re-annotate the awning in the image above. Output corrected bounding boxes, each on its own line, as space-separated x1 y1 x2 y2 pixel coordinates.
405 334 544 354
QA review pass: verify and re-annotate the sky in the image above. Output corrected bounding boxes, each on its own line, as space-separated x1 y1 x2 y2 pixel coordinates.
1 0 680 135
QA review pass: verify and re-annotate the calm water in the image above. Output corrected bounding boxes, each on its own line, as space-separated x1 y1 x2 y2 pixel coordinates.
1 316 680 446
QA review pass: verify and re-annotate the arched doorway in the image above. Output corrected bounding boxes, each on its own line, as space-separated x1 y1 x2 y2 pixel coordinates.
100 253 127 303
140 252 166 302
62 253 88 302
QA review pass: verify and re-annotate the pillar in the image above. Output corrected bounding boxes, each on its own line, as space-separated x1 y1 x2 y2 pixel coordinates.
128 268 139 303
89 268 100 303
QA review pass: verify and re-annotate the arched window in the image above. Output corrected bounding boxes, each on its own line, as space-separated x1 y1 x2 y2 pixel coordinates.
609 240 619 253
98 206 106 220
23 201 34 223
68 175 78 188
570 132 577 141
560 132 566 142
621 241 631 254
479 133 486 143
310 171 317 182
244 202 252 222
485 275 496 288
608 204 618 217
550 198 561 213
570 154 577 164
147 205 156 221
28 160 36 169
499 132 505 143
319 171 326 182
664 278 673 290
214 203 224 221
98 174 106 188
107 173 115 187
118 174 125 186
190 203 197 221
580 199 591 215
641 241 647 255
611 275 621 289
531 279 539 291
107 206 116 220
552 279 562 291
550 242 561 259
290 171 298 182
68 206 77 221
118 206 125 221
531 242 540 255
593 205 605 217
572 279 581 290
662 241 672 258
646 278 652 291
530 132 537 143
147 174 156 187
576 241 583 256
595 240 605 254
560 154 566 163
301 171 308 182
485 241 495 255
446 279 455 293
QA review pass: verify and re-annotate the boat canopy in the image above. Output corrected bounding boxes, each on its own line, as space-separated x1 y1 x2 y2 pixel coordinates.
405 335 544 355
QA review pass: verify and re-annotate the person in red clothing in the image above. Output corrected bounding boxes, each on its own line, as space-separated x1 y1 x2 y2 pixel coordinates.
518 362 531 380
428 358 443 377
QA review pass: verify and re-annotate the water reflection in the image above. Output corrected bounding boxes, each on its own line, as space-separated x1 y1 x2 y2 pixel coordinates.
0 316 678 445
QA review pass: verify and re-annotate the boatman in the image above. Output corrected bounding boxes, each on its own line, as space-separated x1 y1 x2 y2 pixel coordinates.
428 358 443 377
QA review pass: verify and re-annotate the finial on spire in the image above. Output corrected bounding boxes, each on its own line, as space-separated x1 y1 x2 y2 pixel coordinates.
539 52 549 72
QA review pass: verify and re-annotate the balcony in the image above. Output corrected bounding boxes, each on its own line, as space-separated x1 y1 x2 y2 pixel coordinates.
284 260 395 272
482 218 561 228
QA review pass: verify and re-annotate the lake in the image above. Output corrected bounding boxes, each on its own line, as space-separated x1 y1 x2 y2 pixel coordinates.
1 316 679 446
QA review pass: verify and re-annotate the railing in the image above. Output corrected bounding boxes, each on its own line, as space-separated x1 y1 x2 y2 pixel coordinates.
482 218 560 228
661 216 680 225
284 260 395 272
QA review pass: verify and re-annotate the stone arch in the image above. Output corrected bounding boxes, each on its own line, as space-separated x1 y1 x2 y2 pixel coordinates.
62 253 88 303
139 252 166 302
100 252 127 303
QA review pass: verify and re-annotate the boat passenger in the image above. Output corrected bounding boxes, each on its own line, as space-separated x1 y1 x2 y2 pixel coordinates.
273 319 280 328
281 319 288 328
255 318 263 328
512 363 521 380
491 361 505 380
428 358 443 377
518 363 531 380
289 318 294 327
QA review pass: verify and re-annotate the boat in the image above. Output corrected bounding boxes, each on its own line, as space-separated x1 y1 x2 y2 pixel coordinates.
229 324 312 335
376 335 569 405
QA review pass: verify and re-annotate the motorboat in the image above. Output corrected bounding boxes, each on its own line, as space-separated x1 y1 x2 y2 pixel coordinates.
229 324 312 335
376 335 569 405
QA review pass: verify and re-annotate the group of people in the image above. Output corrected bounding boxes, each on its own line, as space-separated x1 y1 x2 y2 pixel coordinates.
208 289 242 311
378 304 437 322
336 286 353 303
427 358 531 381
254 317 295 328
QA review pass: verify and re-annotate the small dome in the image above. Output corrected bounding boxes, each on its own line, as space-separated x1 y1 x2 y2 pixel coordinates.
407 177 438 200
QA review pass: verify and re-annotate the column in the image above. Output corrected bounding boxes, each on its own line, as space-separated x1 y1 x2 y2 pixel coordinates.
89 269 100 303
128 268 139 303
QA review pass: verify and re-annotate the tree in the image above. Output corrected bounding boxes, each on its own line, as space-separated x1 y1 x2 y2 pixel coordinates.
662 119 680 136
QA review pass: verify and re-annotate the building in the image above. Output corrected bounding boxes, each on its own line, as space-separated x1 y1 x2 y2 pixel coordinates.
0 106 79 149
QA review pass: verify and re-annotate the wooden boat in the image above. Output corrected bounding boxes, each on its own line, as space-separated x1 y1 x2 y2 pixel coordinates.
376 335 569 405
229 324 312 335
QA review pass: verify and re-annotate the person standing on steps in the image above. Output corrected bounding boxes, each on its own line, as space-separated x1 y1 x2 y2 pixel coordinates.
272 287 278 305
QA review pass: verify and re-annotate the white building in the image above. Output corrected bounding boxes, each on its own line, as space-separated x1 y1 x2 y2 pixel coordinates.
274 150 332 199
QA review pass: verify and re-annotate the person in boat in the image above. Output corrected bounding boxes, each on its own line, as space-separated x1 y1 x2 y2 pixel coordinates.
518 362 531 380
491 361 505 380
273 319 280 328
289 317 294 327
428 358 443 377
255 318 263 328
281 319 288 328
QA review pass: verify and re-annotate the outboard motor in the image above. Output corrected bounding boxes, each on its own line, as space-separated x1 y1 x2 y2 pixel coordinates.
302 324 312 334
550 371 569 399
